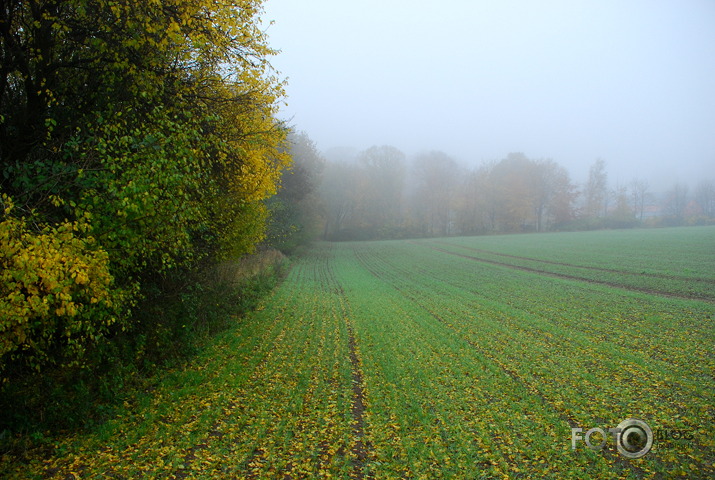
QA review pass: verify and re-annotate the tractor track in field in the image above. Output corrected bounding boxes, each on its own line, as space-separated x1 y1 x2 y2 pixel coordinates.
419 243 715 304
431 240 715 286
380 244 715 370
324 246 371 479
346 321 370 480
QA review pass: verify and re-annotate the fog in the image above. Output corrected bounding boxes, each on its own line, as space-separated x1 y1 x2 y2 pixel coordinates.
264 0 715 188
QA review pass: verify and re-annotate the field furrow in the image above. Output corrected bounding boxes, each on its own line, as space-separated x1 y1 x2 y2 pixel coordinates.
420 241 715 303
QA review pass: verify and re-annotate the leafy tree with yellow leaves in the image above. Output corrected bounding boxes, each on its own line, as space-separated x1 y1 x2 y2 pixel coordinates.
0 0 288 379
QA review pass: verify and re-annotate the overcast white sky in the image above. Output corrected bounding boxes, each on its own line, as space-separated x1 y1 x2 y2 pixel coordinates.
262 0 715 188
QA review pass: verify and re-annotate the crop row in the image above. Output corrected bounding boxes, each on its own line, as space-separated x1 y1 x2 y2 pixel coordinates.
348 241 714 477
421 237 715 301
436 227 715 282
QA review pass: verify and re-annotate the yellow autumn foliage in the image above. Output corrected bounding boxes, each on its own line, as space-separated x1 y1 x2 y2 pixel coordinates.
0 0 290 378
0 196 117 373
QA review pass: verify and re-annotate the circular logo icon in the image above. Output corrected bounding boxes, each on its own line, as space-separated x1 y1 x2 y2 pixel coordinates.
616 418 653 459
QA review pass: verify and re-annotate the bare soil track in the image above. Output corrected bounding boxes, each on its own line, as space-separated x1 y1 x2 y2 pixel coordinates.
419 242 715 304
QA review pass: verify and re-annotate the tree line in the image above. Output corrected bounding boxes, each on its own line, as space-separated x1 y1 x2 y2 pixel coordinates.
0 0 289 391
314 147 715 241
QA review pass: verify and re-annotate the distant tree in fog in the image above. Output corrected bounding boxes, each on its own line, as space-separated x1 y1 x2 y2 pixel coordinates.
267 131 325 251
532 159 576 231
319 145 407 239
411 151 460 236
495 154 576 232
608 183 637 227
695 180 715 219
357 146 406 232
584 158 608 218
664 182 689 222
451 154 576 233
489 153 537 232
630 178 650 222
317 149 582 239
453 161 497 234
320 161 360 238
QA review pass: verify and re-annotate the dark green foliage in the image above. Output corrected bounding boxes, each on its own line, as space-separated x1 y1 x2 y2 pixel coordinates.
0 0 293 445
0 259 284 441
267 131 324 253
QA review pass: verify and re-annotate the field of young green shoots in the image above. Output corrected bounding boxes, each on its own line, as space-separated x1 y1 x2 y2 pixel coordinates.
3 227 714 479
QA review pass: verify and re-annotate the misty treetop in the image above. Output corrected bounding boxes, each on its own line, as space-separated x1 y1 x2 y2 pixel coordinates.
319 149 715 241
0 0 289 378
321 150 576 240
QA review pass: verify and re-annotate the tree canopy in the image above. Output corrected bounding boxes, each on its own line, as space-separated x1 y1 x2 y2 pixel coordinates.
0 0 288 378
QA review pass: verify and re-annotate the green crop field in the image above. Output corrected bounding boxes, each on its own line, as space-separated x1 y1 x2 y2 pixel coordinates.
3 227 715 479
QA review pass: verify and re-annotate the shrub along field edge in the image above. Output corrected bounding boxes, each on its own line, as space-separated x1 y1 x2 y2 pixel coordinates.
0 249 288 452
